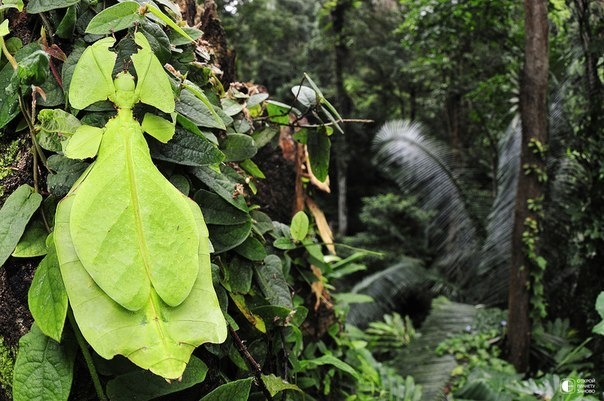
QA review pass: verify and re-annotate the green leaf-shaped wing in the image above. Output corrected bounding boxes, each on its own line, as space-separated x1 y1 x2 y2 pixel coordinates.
55 176 226 379
132 32 174 113
69 36 116 110
67 112 199 310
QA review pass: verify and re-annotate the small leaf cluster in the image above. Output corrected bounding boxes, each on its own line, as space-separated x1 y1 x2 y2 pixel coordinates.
0 1 366 400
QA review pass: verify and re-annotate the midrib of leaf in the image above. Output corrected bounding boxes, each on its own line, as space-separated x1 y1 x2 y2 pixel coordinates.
124 124 168 345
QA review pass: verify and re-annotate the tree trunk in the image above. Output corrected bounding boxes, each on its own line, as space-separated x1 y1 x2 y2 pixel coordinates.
331 0 354 236
507 0 549 373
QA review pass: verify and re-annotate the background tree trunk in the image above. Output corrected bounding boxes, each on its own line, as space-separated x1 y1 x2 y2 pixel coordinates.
331 0 354 236
507 0 549 373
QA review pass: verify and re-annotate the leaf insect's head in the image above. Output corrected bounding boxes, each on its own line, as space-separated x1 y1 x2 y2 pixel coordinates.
113 72 136 110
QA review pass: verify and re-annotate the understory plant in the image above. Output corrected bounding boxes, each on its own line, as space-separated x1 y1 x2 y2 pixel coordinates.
0 1 396 400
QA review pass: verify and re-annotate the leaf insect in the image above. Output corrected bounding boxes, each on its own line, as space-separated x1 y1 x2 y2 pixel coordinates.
54 32 226 380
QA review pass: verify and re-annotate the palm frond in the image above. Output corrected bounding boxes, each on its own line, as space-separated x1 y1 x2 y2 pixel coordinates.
472 117 521 305
372 120 479 284
347 258 434 327
389 297 479 401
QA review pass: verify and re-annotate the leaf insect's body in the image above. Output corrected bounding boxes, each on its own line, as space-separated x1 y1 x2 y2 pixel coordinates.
54 32 226 380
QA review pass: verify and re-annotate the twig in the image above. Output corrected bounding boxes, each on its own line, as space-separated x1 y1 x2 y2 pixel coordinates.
228 325 274 401
68 309 108 401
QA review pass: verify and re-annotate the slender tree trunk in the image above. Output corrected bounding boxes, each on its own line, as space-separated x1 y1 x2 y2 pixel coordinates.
507 0 549 373
331 0 354 236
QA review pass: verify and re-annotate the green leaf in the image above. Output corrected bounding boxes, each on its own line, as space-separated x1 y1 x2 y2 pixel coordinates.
68 36 116 110
223 257 253 294
28 239 68 342
176 86 226 130
0 185 42 267
273 237 296 250
221 133 258 162
290 211 309 242
299 354 359 379
150 126 224 166
200 377 253 401
36 109 82 152
12 219 47 257
46 155 90 198
234 236 267 261
12 324 76 401
145 3 193 42
16 50 49 86
0 62 20 129
168 26 203 46
55 5 77 39
239 159 265 179
307 127 331 182
254 255 293 308
266 101 290 125
0 0 23 12
106 356 208 401
251 126 279 148
194 190 250 226
261 374 301 397
26 0 79 13
85 1 143 35
208 220 252 253
191 166 248 212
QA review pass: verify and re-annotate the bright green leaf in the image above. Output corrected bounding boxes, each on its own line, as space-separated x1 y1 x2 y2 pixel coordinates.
200 378 253 401
261 374 301 397
168 26 203 46
0 0 23 12
12 324 76 401
273 237 296 250
26 0 78 13
85 1 143 35
266 101 290 125
106 356 208 401
298 354 359 379
28 239 68 342
0 185 42 267
239 159 265 179
144 3 193 42
290 211 309 242
12 220 47 257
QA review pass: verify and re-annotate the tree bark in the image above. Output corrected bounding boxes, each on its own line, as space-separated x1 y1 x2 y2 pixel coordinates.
507 0 549 373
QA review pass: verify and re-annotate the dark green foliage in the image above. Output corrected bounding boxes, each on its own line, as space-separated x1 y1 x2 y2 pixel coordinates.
344 193 434 268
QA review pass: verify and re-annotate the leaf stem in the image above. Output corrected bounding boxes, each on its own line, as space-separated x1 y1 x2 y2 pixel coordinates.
68 309 108 401
228 325 274 401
